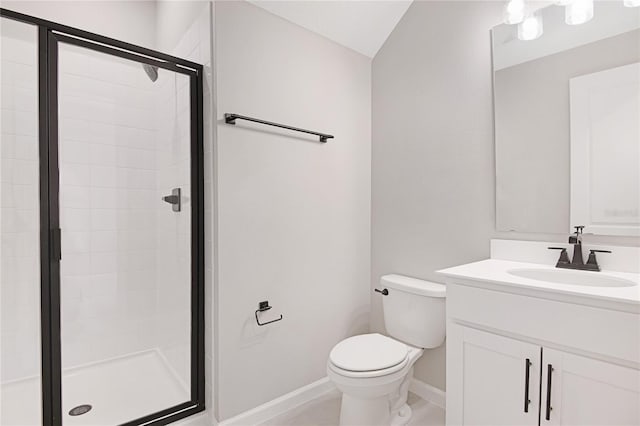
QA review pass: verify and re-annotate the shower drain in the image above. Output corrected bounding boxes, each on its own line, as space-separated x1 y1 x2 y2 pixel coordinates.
69 404 92 416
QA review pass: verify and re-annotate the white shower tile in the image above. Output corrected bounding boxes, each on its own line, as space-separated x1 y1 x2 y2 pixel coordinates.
60 139 90 164
59 118 90 142
90 143 118 166
60 185 91 209
59 48 91 76
90 253 117 275
90 165 118 188
11 63 37 90
61 253 92 277
1 232 38 258
90 208 117 230
1 38 37 66
89 122 118 145
90 187 118 209
9 159 37 185
11 87 37 113
60 163 91 187
59 95 92 121
90 231 117 252
62 231 91 255
61 208 91 232
117 147 153 169
13 135 38 160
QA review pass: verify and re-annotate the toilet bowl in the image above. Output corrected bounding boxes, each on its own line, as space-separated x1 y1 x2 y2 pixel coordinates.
327 275 446 426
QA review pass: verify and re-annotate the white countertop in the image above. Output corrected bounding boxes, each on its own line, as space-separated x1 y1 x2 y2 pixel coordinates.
438 259 640 309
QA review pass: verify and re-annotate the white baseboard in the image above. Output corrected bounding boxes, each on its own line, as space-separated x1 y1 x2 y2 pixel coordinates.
409 378 446 409
219 377 336 426
174 412 213 426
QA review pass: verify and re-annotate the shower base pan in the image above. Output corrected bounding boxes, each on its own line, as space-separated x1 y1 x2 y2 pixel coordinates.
1 349 188 425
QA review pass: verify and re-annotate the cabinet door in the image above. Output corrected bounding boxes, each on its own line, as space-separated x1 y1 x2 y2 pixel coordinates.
450 326 541 426
541 348 640 425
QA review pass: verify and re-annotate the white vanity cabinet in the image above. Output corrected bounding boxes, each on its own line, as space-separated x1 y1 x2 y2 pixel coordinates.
541 348 640 426
452 326 541 426
442 272 640 426
450 324 640 426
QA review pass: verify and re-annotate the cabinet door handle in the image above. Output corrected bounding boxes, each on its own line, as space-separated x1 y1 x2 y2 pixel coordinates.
545 364 553 421
524 358 531 413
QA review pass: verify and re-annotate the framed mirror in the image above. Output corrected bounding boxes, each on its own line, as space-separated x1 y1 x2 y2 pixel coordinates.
492 2 640 236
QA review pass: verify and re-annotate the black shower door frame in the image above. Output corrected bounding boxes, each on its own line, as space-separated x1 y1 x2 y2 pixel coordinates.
0 9 205 426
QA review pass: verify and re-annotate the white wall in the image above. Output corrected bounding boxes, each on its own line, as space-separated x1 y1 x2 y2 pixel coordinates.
0 1 158 50
371 1 502 391
155 1 208 54
214 1 371 419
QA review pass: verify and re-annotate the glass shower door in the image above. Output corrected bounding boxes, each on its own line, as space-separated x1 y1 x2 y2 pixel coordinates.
54 36 199 425
0 16 42 426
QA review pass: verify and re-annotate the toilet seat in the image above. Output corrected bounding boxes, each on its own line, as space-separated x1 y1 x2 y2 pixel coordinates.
329 333 409 378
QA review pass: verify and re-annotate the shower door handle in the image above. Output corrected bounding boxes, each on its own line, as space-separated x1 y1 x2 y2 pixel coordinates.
162 188 181 212
51 228 62 261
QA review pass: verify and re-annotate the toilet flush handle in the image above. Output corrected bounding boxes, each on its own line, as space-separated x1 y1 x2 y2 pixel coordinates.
374 288 389 296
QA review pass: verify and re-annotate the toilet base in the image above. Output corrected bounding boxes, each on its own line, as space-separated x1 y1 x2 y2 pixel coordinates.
390 403 412 426
339 393 390 426
337 366 416 426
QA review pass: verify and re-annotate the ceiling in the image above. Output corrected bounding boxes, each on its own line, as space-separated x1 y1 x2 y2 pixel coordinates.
247 0 414 58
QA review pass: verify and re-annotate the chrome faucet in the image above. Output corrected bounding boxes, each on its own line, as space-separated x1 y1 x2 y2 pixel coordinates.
548 226 611 272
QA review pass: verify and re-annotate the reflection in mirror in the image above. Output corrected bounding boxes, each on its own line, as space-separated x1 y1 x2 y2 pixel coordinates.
492 2 640 236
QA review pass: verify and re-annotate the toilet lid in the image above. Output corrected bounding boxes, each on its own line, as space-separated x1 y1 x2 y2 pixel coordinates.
329 333 408 372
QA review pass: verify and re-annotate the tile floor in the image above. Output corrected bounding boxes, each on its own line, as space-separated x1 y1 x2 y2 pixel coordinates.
261 389 445 426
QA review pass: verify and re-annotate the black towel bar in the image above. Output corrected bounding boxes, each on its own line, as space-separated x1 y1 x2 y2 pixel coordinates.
225 113 334 143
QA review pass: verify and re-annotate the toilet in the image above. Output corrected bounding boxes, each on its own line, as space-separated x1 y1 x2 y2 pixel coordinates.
327 274 446 426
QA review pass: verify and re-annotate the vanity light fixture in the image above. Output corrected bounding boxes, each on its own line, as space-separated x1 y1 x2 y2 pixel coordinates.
565 0 594 24
504 0 526 24
624 0 640 6
518 13 544 40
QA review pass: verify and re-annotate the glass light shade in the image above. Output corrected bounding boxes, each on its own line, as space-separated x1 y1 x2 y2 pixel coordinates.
565 0 594 25
624 0 640 7
504 0 525 24
518 13 544 40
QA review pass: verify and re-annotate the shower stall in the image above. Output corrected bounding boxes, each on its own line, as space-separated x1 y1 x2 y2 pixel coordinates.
0 8 205 426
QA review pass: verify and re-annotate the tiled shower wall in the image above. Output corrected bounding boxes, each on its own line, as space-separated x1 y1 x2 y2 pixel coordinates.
0 19 40 383
57 44 164 369
156 5 213 393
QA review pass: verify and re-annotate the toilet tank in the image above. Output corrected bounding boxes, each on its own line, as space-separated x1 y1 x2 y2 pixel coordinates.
380 274 446 349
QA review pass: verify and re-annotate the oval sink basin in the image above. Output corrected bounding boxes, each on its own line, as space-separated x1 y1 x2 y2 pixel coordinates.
507 268 636 287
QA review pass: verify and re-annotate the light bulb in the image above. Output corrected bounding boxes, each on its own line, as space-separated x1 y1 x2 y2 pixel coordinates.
624 0 640 7
565 0 594 25
518 13 543 40
504 0 525 24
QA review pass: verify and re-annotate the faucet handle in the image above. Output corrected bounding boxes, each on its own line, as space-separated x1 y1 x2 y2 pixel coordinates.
548 247 570 265
573 225 585 234
585 249 611 271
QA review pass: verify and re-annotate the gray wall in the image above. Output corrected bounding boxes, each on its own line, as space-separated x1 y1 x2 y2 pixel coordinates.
495 30 640 234
214 1 371 419
371 1 502 390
